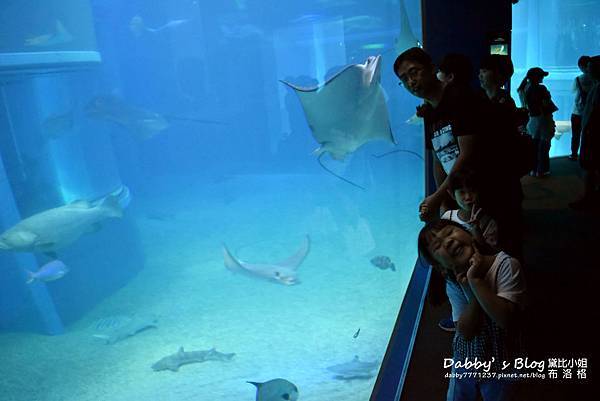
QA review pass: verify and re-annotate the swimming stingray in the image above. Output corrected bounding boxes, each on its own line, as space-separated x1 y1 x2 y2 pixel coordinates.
85 94 225 140
393 0 421 54
222 236 310 285
280 55 395 188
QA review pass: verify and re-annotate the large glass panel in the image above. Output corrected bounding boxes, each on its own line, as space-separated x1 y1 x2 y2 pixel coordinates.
0 1 424 400
511 0 600 157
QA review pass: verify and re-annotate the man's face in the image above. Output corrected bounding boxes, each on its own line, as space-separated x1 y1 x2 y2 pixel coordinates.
396 60 435 99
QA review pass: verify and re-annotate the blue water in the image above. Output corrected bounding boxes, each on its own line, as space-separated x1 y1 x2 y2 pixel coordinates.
0 1 425 400
511 0 600 158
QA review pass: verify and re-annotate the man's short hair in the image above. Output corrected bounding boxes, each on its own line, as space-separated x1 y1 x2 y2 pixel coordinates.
393 47 432 77
589 55 600 79
480 54 514 84
438 53 473 85
578 55 591 69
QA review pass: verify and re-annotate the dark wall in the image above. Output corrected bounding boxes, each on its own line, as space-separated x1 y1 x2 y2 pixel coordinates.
422 0 512 79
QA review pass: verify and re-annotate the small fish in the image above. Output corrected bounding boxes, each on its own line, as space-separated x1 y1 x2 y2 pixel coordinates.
370 255 396 271
353 328 360 338
25 260 69 284
129 15 190 37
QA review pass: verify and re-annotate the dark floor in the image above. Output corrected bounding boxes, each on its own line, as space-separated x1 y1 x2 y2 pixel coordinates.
401 157 597 401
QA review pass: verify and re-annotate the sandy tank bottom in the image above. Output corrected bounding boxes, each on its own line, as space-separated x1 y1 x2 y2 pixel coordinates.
0 174 421 401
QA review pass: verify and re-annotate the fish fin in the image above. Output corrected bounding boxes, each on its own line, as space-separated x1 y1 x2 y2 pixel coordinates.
391 264 396 271
276 235 310 269
25 270 35 284
70 199 92 208
18 231 39 244
247 381 262 388
100 195 123 218
35 242 56 251
178 346 185 354
222 244 246 272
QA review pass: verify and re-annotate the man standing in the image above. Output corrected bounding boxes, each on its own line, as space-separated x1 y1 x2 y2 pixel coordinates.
394 47 522 259
570 56 593 161
393 48 483 221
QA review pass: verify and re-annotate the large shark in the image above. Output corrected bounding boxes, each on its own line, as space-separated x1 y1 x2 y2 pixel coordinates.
222 236 310 285
0 196 122 254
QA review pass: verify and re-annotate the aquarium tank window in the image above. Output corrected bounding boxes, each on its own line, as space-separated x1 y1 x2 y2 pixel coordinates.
511 0 600 157
0 1 424 400
0 0 100 71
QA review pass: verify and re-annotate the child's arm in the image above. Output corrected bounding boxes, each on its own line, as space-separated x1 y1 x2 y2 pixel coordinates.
466 250 517 330
455 282 484 340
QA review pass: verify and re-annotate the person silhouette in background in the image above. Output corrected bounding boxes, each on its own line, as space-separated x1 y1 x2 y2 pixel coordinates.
570 56 593 161
570 55 600 210
518 67 558 177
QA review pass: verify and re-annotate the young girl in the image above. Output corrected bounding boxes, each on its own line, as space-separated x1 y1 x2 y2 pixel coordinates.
418 219 526 401
443 169 499 250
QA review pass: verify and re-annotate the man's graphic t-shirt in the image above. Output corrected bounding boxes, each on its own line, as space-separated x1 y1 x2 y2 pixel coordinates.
424 84 488 175
430 122 459 174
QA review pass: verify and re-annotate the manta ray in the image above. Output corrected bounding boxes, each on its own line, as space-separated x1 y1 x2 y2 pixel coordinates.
281 55 395 188
222 236 310 285
393 0 421 54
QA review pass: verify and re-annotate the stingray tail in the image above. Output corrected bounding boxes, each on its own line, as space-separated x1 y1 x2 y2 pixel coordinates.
372 148 424 161
317 153 365 191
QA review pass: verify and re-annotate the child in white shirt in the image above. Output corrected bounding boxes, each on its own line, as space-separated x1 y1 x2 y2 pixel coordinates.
442 168 498 250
